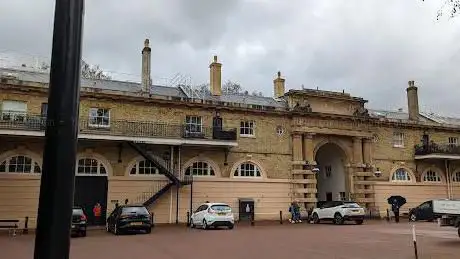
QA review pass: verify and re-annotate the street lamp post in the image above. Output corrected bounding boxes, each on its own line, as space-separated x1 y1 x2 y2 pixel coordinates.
33 1 85 259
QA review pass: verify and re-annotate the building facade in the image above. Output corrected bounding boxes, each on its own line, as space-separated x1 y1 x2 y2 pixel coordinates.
1 39 460 228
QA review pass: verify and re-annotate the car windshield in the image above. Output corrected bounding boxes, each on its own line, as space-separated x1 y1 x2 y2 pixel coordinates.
343 203 360 208
211 205 231 212
72 208 84 215
121 206 149 215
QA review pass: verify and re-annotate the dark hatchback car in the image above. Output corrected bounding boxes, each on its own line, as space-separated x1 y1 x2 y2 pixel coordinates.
71 207 87 237
409 200 435 222
106 205 152 235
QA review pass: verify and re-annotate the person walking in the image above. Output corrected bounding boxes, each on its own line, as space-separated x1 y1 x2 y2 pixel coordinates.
93 202 102 225
288 202 295 223
293 201 302 223
391 199 400 223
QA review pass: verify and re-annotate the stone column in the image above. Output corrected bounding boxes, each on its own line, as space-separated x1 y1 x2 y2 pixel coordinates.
362 137 372 165
292 133 303 161
352 137 363 166
302 133 315 163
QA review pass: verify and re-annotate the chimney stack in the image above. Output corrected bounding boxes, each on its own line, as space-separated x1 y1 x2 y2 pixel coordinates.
141 39 152 92
209 55 222 96
406 80 419 120
273 71 285 98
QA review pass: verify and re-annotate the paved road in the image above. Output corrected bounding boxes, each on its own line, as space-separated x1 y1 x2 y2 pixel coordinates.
1 221 459 259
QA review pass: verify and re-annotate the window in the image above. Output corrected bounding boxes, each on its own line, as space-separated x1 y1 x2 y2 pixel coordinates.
448 137 458 146
391 168 411 182
240 120 255 137
41 103 48 117
393 132 404 147
452 172 460 183
233 162 261 177
276 126 284 136
88 108 110 127
129 160 160 175
423 170 441 182
339 192 346 201
76 158 107 175
0 155 41 174
185 116 202 133
1 100 27 122
185 161 215 176
325 165 332 178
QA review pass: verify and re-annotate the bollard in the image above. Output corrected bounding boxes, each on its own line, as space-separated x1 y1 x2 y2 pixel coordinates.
186 211 190 227
150 212 155 228
279 210 283 224
412 225 418 259
386 209 390 222
250 214 255 226
24 216 29 234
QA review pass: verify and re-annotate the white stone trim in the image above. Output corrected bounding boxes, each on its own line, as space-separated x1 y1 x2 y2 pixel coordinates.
230 159 265 178
421 166 445 183
0 148 42 175
389 165 416 183
76 152 112 177
182 156 220 177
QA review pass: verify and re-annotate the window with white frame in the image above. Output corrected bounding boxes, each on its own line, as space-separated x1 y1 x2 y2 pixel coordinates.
393 132 404 147
452 172 460 183
234 162 261 177
185 161 215 176
0 155 41 174
325 165 332 178
423 170 441 182
448 137 458 146
240 120 255 137
391 168 411 182
76 158 107 175
88 108 110 127
1 100 27 122
185 116 202 133
130 160 160 175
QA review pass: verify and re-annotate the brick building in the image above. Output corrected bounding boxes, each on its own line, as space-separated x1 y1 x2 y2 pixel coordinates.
1 39 460 228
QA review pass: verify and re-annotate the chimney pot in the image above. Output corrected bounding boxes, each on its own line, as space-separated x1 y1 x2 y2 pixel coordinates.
141 38 152 92
406 80 419 120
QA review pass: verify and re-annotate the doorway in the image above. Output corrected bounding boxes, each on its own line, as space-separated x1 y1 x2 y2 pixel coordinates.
315 143 347 203
74 176 108 226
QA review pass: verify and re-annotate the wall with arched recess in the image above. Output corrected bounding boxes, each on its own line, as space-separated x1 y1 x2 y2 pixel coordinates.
229 159 266 179
313 137 352 165
76 151 114 176
0 147 43 229
388 165 416 183
420 166 446 183
182 156 222 177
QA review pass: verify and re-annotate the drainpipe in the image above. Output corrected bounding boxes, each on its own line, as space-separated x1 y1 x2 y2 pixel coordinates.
445 160 451 199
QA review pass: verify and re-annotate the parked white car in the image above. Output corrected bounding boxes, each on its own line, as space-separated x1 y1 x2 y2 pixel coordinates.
190 202 235 229
311 201 365 225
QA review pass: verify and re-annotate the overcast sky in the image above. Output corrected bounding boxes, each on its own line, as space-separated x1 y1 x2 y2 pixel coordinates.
0 0 459 116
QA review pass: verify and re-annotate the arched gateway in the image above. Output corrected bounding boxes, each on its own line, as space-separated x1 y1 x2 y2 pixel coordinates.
314 143 349 202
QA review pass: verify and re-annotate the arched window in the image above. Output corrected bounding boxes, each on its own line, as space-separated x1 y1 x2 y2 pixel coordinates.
391 168 411 182
76 158 107 175
130 160 160 175
234 162 261 177
423 170 441 182
185 161 215 176
0 155 41 174
452 172 460 183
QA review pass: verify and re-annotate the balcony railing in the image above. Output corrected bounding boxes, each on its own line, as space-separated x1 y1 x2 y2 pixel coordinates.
414 143 460 156
0 112 237 141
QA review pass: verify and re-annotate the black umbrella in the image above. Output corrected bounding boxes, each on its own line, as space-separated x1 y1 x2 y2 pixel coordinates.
387 195 406 207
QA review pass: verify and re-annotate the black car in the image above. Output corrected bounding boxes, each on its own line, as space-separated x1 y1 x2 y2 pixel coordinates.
409 200 434 222
71 207 87 237
106 205 152 235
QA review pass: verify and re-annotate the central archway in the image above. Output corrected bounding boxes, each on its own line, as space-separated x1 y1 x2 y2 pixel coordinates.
315 143 348 203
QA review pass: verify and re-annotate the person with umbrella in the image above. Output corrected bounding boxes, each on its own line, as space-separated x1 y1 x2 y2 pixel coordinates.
387 195 406 223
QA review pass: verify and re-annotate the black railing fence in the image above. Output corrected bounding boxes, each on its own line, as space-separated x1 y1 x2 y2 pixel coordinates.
414 143 460 156
0 111 237 141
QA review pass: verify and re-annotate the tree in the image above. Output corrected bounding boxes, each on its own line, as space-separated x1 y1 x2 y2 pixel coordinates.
222 80 242 94
80 60 112 80
423 0 460 19
194 80 264 97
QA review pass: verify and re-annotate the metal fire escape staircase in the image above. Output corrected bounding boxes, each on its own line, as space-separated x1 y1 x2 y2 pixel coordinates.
128 141 192 207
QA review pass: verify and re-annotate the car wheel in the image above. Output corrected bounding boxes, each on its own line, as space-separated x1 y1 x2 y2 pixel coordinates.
355 220 363 225
228 224 234 230
81 230 87 237
409 214 417 222
333 213 344 225
457 227 460 238
312 213 320 224
106 223 111 233
202 219 208 230
190 218 195 228
145 227 152 234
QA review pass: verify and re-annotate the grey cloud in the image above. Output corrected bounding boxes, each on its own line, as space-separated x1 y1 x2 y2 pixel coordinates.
1 0 459 116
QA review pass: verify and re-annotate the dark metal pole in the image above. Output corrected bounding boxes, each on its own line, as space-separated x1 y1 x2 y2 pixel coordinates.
176 185 179 224
33 1 84 259
189 178 193 219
